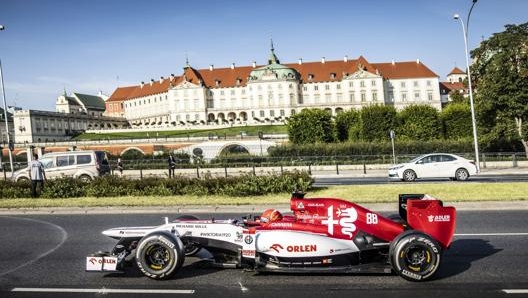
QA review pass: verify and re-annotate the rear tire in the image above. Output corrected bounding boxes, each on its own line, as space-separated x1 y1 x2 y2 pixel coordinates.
402 170 417 182
79 174 92 183
390 231 442 281
454 168 469 181
135 231 184 280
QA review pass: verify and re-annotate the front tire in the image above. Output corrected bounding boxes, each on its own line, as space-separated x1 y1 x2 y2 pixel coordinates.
454 168 469 181
402 169 417 182
390 231 442 281
135 232 185 280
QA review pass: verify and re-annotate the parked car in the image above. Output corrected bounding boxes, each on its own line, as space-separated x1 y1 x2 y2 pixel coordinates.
12 150 110 183
388 153 477 182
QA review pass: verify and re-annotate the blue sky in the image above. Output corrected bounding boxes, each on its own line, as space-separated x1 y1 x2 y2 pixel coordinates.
0 0 526 111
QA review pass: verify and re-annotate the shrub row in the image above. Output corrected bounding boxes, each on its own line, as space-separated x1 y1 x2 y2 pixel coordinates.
269 139 475 157
0 170 313 199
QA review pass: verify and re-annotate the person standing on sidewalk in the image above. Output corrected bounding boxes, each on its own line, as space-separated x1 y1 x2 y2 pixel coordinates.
28 154 46 198
168 153 176 178
116 157 124 177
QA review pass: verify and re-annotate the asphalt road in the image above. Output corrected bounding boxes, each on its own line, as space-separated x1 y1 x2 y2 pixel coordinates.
0 209 527 298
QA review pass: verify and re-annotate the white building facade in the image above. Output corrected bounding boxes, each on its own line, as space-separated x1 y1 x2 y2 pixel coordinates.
108 46 444 129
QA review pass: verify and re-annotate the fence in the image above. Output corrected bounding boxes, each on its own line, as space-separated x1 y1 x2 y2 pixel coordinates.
4 152 524 181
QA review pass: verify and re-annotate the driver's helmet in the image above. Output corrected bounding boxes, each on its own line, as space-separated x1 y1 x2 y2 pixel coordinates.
260 209 283 223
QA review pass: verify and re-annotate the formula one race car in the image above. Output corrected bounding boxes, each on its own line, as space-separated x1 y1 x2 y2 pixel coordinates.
86 192 456 282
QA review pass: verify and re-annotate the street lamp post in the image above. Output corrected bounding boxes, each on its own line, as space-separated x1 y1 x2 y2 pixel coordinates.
454 0 480 173
1 24 15 175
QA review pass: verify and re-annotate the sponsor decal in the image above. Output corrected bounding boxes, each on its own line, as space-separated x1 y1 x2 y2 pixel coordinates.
235 231 243 242
244 235 253 244
270 244 283 253
296 202 305 210
269 244 317 253
159 237 175 249
322 206 358 238
401 269 422 280
86 257 118 271
200 232 231 238
427 215 451 223
269 222 293 228
175 224 207 229
306 203 324 207
242 249 256 257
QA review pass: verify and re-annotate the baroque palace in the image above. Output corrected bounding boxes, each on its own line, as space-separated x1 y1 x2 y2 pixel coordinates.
106 44 455 129
7 45 467 145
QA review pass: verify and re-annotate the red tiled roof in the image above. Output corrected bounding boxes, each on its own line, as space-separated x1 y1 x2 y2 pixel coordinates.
440 81 466 93
372 60 438 79
284 56 377 82
107 56 439 102
189 65 254 88
106 86 136 102
449 67 466 75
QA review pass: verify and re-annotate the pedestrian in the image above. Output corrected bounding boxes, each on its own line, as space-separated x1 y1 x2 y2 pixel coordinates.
168 153 176 178
28 153 46 198
116 157 124 176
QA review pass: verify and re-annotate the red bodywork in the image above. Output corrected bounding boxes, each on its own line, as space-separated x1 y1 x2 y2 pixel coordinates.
257 194 456 249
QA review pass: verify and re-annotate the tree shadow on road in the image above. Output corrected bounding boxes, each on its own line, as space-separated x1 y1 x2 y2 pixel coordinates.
435 238 502 280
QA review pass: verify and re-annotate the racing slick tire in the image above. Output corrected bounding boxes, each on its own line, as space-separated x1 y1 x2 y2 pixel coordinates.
135 231 185 280
389 230 442 282
175 215 202 256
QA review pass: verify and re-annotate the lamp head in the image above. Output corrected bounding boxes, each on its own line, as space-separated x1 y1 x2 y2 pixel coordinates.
453 14 460 20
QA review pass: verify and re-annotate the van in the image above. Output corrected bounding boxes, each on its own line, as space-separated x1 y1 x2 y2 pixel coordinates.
12 150 110 183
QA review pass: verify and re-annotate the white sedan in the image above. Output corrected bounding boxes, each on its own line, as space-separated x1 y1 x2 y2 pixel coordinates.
388 153 477 182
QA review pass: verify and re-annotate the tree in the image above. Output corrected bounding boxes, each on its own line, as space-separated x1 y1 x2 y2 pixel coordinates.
334 109 360 142
472 22 528 156
286 108 335 145
359 105 397 142
441 102 472 140
397 105 441 141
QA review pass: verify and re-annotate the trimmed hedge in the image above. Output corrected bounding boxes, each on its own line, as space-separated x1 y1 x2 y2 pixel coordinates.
0 170 313 199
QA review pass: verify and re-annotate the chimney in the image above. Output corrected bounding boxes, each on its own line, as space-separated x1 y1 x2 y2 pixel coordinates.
209 65 214 71
416 59 420 64
321 57 325 64
140 81 144 88
150 79 154 86
159 76 164 83
344 55 349 62
170 73 174 80
231 63 235 69
391 60 395 65
298 58 303 65
252 61 256 68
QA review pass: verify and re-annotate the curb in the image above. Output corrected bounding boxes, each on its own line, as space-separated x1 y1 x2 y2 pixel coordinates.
2 200 528 215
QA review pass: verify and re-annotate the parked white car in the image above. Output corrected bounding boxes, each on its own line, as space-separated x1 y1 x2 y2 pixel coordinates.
388 153 477 182
11 150 110 183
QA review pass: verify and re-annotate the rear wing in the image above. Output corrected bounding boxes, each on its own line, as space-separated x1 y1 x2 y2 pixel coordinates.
398 194 456 249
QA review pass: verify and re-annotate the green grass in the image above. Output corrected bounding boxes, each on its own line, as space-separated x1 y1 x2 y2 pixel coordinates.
1 182 526 209
74 125 287 141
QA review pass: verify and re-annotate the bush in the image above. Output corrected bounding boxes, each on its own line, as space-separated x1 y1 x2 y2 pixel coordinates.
0 171 313 199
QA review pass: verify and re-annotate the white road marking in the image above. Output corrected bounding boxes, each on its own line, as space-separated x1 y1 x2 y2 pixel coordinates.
238 281 249 292
12 287 194 294
503 289 528 294
455 233 528 237
0 216 68 277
